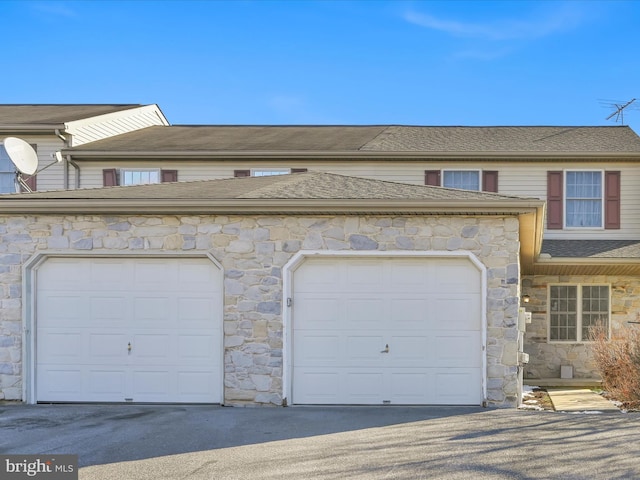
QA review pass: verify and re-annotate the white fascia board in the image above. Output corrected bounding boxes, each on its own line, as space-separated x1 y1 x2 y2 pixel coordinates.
64 104 170 136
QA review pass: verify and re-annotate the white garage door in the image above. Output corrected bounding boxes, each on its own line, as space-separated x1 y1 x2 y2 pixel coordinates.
36 257 222 403
292 256 483 405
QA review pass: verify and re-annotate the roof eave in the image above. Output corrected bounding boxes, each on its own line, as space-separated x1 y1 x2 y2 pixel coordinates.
62 150 640 160
0 198 544 215
1 124 66 133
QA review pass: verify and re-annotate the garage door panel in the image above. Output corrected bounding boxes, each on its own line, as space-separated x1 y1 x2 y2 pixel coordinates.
295 334 340 365
346 336 386 364
434 333 482 368
178 335 217 364
346 372 385 403
434 370 483 404
37 294 89 327
389 298 429 325
131 334 171 363
293 371 340 404
432 296 481 329
38 331 83 362
293 256 483 406
390 371 431 403
345 298 386 326
345 262 384 288
89 333 128 361
36 257 222 403
88 370 126 395
387 336 431 365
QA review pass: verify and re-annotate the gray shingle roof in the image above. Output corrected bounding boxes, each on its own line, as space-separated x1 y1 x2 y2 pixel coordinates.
3 171 538 202
0 104 143 126
541 240 640 258
66 125 640 154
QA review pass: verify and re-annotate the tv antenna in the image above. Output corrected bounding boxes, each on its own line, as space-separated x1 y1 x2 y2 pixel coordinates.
3 137 62 192
605 98 636 125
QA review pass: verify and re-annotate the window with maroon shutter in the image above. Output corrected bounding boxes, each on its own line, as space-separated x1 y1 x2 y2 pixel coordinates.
21 175 36 192
547 171 563 229
103 168 119 187
424 170 441 186
604 171 621 229
234 170 251 177
161 170 178 183
482 171 498 192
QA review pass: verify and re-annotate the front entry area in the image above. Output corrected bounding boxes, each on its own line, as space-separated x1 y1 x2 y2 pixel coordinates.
291 255 484 405
34 256 223 403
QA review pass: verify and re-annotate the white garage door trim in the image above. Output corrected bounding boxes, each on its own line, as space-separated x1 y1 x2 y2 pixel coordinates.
22 252 224 405
282 250 487 406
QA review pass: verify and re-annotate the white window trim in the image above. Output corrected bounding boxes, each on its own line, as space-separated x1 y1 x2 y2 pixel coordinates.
563 169 605 230
120 168 161 185
251 168 291 177
442 169 482 191
547 283 611 343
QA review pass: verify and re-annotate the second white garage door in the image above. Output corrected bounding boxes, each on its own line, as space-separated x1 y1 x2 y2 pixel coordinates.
292 256 483 405
36 257 222 403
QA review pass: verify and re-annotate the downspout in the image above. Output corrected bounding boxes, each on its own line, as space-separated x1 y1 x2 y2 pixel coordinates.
55 129 80 189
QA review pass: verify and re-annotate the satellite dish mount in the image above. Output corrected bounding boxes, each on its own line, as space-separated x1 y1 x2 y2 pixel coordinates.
3 137 62 193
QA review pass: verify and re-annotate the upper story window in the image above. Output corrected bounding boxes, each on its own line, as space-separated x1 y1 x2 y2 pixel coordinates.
425 169 498 193
548 284 610 342
102 169 177 187
234 168 308 178
0 145 15 194
252 169 290 177
565 171 603 228
442 170 480 190
547 170 620 230
122 169 160 185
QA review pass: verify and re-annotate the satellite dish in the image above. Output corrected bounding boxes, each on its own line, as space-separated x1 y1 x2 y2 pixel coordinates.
3 137 38 175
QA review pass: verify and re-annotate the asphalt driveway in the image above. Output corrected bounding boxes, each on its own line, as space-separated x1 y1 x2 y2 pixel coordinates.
2 403 640 479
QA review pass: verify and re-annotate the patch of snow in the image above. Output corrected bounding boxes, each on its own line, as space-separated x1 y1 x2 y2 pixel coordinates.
567 410 603 414
518 404 544 411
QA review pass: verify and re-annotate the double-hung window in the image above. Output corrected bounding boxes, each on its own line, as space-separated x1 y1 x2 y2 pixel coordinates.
548 284 610 342
442 170 481 190
565 171 603 228
0 145 15 194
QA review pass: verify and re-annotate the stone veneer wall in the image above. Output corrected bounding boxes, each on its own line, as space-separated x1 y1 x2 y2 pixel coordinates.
0 214 521 406
522 275 640 380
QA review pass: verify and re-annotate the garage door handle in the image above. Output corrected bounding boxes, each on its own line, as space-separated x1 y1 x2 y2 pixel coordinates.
128 342 132 353
381 344 389 353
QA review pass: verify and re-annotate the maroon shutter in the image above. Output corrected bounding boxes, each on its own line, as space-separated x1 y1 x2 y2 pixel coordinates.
291 168 308 173
547 171 563 229
21 175 36 192
234 170 251 178
103 169 119 187
425 170 441 186
605 171 621 229
161 170 178 183
482 171 498 192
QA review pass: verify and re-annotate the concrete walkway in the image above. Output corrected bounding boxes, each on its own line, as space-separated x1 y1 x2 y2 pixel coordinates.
547 388 620 412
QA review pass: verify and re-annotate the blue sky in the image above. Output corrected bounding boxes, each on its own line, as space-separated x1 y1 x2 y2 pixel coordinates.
3 0 640 131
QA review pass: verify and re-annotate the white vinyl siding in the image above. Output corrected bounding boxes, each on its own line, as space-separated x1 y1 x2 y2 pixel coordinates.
74 159 640 239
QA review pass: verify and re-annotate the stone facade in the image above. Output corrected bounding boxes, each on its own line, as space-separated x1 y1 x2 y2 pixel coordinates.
522 274 640 380
0 214 522 406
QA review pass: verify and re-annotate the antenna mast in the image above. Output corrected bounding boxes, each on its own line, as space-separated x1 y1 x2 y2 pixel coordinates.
606 98 636 125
